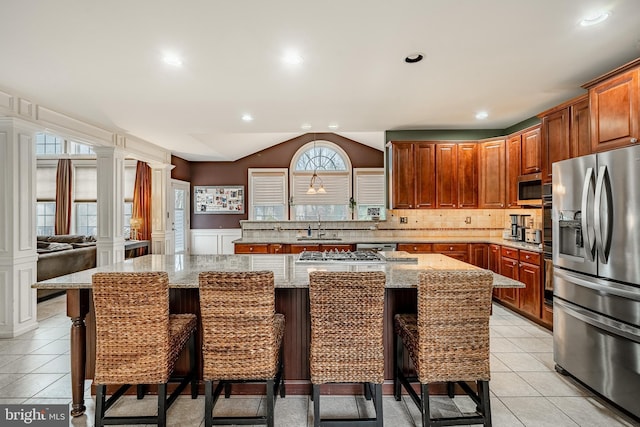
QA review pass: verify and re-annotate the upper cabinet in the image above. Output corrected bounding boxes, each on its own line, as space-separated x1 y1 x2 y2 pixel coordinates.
539 95 589 184
479 138 506 208
583 59 640 153
506 134 521 208
389 142 435 209
521 127 541 174
388 141 477 209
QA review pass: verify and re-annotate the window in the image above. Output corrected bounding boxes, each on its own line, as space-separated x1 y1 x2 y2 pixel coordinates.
70 140 95 155
248 169 288 220
74 165 97 236
123 164 136 237
36 202 56 236
353 168 386 220
290 142 351 221
36 166 57 236
35 133 64 155
75 202 97 236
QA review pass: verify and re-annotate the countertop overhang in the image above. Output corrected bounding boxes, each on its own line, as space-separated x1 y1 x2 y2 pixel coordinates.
33 254 524 290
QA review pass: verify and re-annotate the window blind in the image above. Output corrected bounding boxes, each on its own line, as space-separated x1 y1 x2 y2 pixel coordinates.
292 172 350 205
73 166 97 201
354 169 385 205
36 167 57 201
250 170 287 205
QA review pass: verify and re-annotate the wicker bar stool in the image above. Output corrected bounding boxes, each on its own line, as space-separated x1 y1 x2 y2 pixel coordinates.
92 272 198 427
309 271 386 427
199 271 285 427
394 269 494 427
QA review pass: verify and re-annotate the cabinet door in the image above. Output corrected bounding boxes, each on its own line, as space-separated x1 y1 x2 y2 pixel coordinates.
541 108 570 183
488 244 501 298
391 143 416 209
570 96 591 157
589 68 639 152
521 126 541 174
415 143 436 208
500 257 520 307
435 143 458 208
457 143 478 208
479 139 506 208
268 244 288 254
506 134 521 208
469 243 488 268
519 261 541 317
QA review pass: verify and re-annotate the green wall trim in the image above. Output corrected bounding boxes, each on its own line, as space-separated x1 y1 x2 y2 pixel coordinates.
385 116 541 141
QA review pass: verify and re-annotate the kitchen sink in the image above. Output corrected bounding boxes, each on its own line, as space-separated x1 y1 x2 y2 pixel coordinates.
296 237 342 241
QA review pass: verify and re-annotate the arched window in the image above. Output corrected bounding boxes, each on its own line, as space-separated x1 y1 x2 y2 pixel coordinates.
290 141 352 221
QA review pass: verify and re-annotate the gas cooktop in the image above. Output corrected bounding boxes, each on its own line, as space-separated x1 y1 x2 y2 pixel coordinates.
296 250 385 264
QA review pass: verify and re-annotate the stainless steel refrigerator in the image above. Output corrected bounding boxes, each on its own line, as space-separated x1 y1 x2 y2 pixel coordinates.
552 144 640 419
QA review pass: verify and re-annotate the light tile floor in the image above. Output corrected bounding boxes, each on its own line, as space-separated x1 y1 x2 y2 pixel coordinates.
0 296 638 427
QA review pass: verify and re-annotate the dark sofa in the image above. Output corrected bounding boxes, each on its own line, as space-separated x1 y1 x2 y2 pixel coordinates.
37 235 97 301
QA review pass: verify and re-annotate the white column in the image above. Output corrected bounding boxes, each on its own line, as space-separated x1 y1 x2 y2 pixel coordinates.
93 146 125 266
149 163 175 254
0 118 39 337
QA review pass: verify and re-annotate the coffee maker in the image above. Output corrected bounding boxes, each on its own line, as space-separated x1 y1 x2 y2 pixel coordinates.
509 214 520 240
509 214 531 241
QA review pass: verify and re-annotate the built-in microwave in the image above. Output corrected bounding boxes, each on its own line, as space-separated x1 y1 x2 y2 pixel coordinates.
517 173 542 206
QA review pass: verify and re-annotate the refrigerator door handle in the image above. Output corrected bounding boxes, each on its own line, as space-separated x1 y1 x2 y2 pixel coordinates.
554 298 640 343
555 268 640 301
581 167 596 262
594 165 613 263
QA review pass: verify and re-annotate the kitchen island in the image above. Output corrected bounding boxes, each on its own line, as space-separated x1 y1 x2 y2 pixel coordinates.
34 253 523 417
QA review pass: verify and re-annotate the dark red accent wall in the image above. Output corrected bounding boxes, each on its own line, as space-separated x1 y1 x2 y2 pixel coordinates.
182 133 383 229
171 155 191 182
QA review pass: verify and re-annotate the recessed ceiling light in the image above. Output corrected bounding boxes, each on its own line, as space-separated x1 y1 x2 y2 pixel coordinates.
328 123 339 130
301 123 312 130
580 11 610 26
475 111 489 120
241 114 253 122
162 54 183 67
405 53 425 64
283 51 303 65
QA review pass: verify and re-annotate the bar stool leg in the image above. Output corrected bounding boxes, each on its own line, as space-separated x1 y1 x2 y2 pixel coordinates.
394 335 403 401
364 382 372 400
312 384 321 427
95 384 106 427
205 380 213 427
157 383 167 427
421 384 430 427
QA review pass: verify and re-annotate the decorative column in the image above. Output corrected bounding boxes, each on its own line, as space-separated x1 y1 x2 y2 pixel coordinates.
149 163 175 254
0 118 39 338
93 146 126 266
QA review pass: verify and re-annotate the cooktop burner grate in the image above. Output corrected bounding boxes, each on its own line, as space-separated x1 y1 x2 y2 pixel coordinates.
296 250 385 263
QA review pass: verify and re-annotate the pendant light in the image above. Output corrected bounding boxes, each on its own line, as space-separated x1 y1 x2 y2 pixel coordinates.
306 136 326 194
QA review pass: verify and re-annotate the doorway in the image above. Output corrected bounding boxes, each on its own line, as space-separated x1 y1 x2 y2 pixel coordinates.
171 180 190 255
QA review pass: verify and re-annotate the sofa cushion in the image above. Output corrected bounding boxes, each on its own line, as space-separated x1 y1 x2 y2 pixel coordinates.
37 242 73 253
46 235 88 244
71 242 97 249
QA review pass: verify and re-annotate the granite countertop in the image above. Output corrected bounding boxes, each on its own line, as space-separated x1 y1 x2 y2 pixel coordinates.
33 254 524 290
233 236 543 253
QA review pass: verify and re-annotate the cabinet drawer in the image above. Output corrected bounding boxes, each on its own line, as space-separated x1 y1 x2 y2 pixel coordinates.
433 243 468 252
501 246 519 260
269 244 288 254
289 244 321 254
234 244 269 254
397 243 433 253
519 250 541 264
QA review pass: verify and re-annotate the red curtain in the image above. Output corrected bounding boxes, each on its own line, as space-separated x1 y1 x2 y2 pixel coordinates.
54 159 72 235
132 161 152 246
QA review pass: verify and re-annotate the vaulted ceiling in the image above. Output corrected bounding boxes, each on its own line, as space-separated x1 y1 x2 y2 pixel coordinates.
1 1 639 161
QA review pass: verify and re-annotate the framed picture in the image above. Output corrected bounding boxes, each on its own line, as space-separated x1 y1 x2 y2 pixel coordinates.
194 186 245 214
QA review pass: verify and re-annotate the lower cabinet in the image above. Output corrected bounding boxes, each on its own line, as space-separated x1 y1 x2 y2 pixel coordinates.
469 243 488 269
234 243 270 254
488 244 502 299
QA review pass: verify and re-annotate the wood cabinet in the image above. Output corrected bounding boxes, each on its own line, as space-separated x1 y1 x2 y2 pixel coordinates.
397 243 433 253
433 243 469 263
500 246 520 308
488 244 501 298
518 250 542 318
506 134 522 208
269 244 288 254
435 143 458 208
540 107 570 183
479 139 506 208
234 243 269 254
521 126 541 174
584 60 640 153
390 142 436 209
571 96 591 158
456 143 479 208
469 243 488 269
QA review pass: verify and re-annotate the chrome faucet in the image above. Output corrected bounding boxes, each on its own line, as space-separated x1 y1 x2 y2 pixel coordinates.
317 215 325 238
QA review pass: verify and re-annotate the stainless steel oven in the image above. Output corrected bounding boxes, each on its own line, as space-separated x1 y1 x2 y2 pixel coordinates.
542 183 553 305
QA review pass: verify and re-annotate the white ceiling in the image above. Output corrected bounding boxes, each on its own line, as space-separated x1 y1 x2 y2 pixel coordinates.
1 1 639 161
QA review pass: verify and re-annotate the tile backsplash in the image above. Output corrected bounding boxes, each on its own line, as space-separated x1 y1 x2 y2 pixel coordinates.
240 208 542 240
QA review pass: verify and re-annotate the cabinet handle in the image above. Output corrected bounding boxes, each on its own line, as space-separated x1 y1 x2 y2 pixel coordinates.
501 204 504 207
414 246 417 251
631 138 638 143
525 255 530 259
449 246 453 251
249 247 253 251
